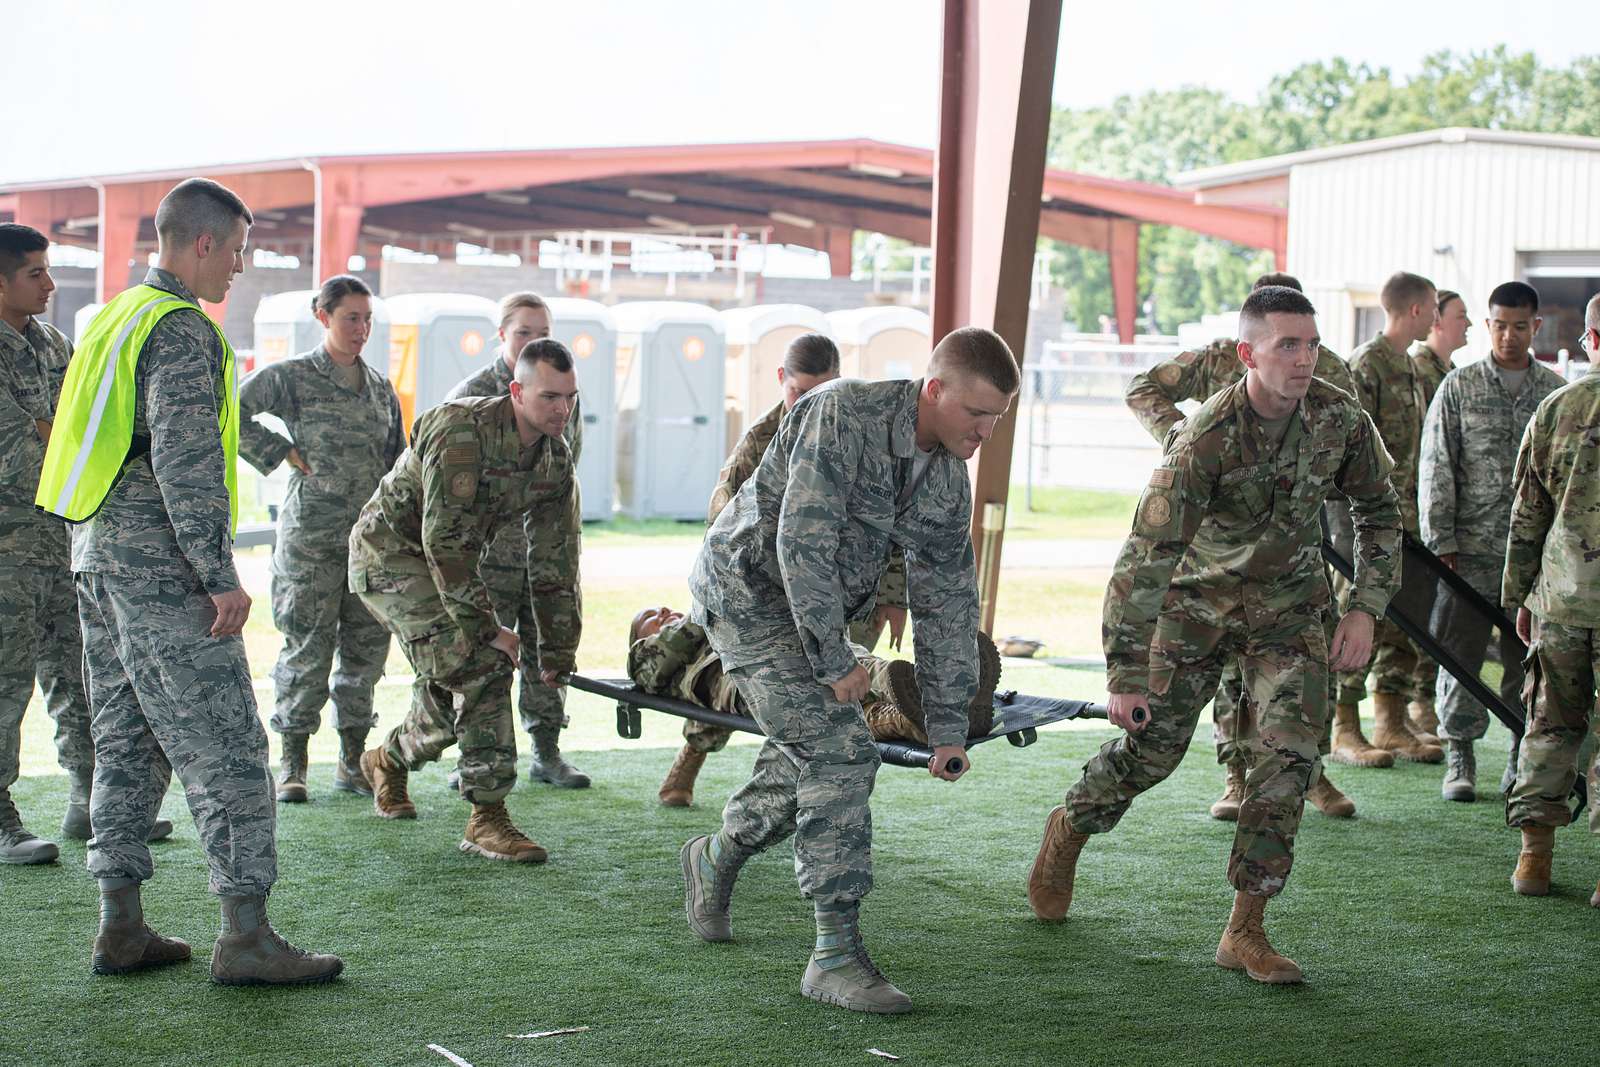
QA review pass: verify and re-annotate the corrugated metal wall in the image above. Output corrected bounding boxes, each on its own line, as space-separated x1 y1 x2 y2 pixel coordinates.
1287 139 1600 361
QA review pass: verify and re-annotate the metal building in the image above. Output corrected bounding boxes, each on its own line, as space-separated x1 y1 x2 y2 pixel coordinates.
545 296 617 521
384 293 499 430
1179 128 1600 362
611 301 726 520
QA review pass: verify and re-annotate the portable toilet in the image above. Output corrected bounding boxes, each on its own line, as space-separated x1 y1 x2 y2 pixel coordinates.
252 289 391 376
827 306 932 381
546 297 618 521
384 293 499 431
718 304 829 445
611 302 725 520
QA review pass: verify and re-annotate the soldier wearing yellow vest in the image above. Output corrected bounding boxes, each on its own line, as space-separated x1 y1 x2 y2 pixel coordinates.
37 178 342 986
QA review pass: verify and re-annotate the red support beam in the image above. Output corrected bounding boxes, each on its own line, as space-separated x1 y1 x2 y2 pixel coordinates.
822 226 853 277
97 184 145 303
930 0 1062 633
1109 219 1140 343
312 164 364 283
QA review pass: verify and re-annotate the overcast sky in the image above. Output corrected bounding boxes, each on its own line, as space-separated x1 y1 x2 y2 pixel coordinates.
4 0 1596 184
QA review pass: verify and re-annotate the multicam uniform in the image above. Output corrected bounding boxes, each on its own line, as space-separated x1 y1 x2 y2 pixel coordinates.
238 347 404 740
1069 378 1400 895
1418 358 1565 743
689 377 979 908
1409 341 1454 409
348 395 581 803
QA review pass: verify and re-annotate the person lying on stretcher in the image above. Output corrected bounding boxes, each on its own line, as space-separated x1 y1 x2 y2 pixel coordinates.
628 605 1002 807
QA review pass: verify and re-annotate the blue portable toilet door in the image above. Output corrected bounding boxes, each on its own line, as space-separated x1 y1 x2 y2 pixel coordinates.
644 323 723 519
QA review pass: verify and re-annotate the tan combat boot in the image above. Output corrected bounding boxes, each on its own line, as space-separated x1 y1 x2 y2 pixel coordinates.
1027 805 1090 923
884 660 931 744
1408 697 1441 742
680 833 748 942
211 895 344 986
91 880 191 976
658 745 708 807
1216 891 1303 983
863 687 929 745
332 728 372 796
360 747 416 819
1372 693 1443 763
1329 702 1395 768
1306 770 1356 818
1442 739 1477 802
1512 826 1555 896
801 904 912 1014
275 733 309 803
461 801 547 863
1209 760 1247 821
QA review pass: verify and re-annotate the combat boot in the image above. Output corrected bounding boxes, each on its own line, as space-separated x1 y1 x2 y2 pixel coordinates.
332 728 373 796
529 727 590 789
1372 693 1443 763
91 879 191 975
460 801 547 863
801 904 912 1014
968 632 1004 737
61 770 174 842
1511 825 1554 896
1027 805 1089 923
275 733 309 803
1307 770 1356 818
360 747 416 819
1209 760 1247 821
211 895 343 986
680 833 748 942
1442 739 1477 802
0 789 58 865
1329 702 1395 768
658 744 707 807
1408 697 1441 741
884 661 931 742
863 686 929 745
1216 891 1303 984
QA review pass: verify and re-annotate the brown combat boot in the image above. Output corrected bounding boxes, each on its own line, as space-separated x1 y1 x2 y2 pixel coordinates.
884 660 931 743
211 895 344 986
1306 771 1356 818
1027 805 1089 923
968 632 1003 737
1216 891 1303 984
863 687 929 745
1329 702 1395 768
1372 693 1443 763
333 728 373 796
1512 825 1555 896
461 801 547 863
1408 697 1441 742
1209 760 1247 821
658 745 708 807
275 733 309 803
360 747 416 819
91 881 191 976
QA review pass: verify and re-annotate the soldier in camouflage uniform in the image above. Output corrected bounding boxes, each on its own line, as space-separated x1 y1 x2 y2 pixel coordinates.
441 291 588 789
239 275 404 803
633 604 999 805
352 340 582 865
1419 282 1563 802
1333 271 1445 766
43 181 340 983
1030 286 1400 985
1502 291 1600 907
680 327 1017 1015
1124 272 1359 820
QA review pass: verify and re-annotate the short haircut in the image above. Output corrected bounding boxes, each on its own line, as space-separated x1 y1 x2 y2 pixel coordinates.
516 337 574 376
1252 271 1303 293
154 177 253 251
928 326 1020 395
628 608 649 645
498 290 548 329
1379 271 1435 315
1586 293 1600 332
1436 289 1462 315
312 274 372 315
783 332 839 377
0 223 50 279
1487 281 1539 315
1239 284 1317 340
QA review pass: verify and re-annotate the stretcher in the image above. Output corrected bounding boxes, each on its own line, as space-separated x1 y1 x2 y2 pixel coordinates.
558 673 1113 771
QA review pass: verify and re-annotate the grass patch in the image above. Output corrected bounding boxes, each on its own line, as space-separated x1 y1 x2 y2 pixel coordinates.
1004 484 1137 541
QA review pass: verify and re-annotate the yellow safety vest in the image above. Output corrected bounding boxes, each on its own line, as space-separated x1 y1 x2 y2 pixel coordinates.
36 283 240 531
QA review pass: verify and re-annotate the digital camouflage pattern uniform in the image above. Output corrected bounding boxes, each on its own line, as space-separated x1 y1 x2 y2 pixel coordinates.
1339 332 1432 705
1124 336 1356 764
238 346 404 738
348 394 581 803
1419 358 1565 742
443 356 581 747
74 268 276 896
0 317 93 802
1070 378 1400 896
1502 374 1600 833
689 377 979 908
